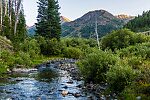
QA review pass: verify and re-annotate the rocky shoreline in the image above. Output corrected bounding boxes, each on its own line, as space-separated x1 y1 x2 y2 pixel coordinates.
9 58 117 99
36 58 117 99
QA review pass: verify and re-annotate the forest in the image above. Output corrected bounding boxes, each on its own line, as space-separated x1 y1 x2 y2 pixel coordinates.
0 0 150 99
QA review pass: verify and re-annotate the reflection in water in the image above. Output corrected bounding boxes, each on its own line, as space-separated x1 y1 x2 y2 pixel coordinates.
0 67 97 100
36 69 58 82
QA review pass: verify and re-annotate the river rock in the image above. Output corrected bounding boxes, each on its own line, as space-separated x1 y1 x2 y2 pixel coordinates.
61 90 68 96
73 93 81 98
66 80 73 84
62 85 68 89
136 96 141 100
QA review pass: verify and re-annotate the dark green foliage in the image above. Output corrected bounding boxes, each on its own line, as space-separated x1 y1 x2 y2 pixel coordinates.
63 47 83 59
14 51 32 67
61 25 77 37
16 10 27 42
77 50 118 83
106 61 136 92
101 29 146 51
124 10 150 32
18 38 41 59
0 5 26 43
117 43 150 59
0 61 8 75
37 37 63 56
61 38 97 48
0 50 15 69
36 0 61 40
2 15 11 38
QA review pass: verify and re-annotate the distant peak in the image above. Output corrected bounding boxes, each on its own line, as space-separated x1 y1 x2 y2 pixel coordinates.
60 16 71 22
116 14 134 19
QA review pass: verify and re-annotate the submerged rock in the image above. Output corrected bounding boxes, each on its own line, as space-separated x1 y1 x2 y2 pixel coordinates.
73 93 81 98
61 90 68 96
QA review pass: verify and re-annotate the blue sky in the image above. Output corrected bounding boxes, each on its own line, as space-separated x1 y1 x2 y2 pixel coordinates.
23 0 150 26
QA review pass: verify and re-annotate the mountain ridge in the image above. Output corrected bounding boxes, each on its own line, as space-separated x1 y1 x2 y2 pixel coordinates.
61 10 127 38
27 9 134 37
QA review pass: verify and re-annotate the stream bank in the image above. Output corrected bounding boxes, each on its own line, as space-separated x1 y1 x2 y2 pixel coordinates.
0 58 101 100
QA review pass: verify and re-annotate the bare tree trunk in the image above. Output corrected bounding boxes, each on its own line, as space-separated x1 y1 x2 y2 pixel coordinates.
14 0 22 35
8 0 13 26
0 0 3 32
95 18 100 50
4 0 8 16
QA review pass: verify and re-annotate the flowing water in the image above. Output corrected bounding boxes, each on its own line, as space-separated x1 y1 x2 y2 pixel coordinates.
0 64 98 100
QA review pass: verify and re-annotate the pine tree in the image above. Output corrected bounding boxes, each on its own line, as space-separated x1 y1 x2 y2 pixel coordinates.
16 9 27 42
36 0 61 40
0 0 26 43
2 15 11 37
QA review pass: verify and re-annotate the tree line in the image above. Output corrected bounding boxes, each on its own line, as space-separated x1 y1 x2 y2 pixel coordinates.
0 0 26 42
124 10 150 32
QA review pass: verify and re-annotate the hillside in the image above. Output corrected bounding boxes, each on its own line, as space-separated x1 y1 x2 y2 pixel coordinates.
0 36 13 51
27 25 36 36
116 14 135 23
27 10 134 38
27 16 71 36
124 10 150 32
61 10 125 38
60 16 71 24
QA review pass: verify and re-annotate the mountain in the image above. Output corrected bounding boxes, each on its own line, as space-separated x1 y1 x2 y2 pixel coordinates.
116 14 135 23
27 25 36 36
61 10 126 38
124 10 150 32
27 10 133 38
60 16 71 24
0 36 13 51
27 16 71 36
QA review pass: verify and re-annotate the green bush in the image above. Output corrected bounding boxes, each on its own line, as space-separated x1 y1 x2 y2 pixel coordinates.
106 61 137 92
63 47 83 59
61 38 97 48
39 38 63 56
0 50 15 69
117 43 150 59
77 50 118 83
0 61 8 75
18 38 40 58
14 51 32 67
101 29 147 51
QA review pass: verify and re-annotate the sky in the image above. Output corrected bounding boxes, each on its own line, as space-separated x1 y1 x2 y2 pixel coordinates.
23 0 150 26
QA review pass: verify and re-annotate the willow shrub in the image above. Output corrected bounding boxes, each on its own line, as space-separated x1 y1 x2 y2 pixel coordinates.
0 50 15 69
101 29 148 51
77 49 118 83
63 47 83 59
0 61 8 75
117 43 150 59
106 61 137 92
18 38 41 59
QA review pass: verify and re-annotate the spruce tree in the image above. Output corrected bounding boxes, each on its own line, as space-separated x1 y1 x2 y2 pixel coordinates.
16 9 27 42
2 15 11 38
36 0 61 40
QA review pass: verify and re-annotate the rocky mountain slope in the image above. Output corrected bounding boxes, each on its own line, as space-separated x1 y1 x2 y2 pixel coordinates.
61 10 126 38
27 16 71 36
116 14 135 23
60 16 71 24
27 10 134 38
0 36 13 51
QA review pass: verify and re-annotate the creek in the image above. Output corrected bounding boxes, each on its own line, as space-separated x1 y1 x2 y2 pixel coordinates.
0 59 98 100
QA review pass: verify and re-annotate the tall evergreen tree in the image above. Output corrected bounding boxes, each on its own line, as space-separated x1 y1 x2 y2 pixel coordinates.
36 0 61 40
16 8 27 42
0 0 26 43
